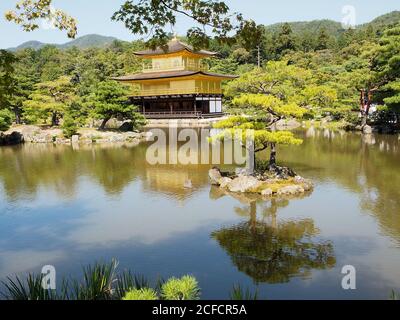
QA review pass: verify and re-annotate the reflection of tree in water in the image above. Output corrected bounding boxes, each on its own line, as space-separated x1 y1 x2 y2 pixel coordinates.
279 129 400 245
211 198 336 284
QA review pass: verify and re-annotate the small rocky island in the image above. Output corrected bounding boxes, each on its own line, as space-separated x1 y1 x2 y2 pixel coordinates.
209 167 313 197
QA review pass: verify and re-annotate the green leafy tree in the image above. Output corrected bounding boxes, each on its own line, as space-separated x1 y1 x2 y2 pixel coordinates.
23 76 76 126
5 0 77 38
86 81 146 130
225 61 312 104
271 23 297 58
12 49 40 124
0 50 18 131
299 85 338 109
315 27 331 50
372 25 400 117
112 0 260 50
0 109 14 131
221 61 308 172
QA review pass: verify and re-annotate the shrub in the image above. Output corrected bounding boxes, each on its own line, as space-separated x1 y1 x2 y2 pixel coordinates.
131 112 147 131
62 116 78 138
0 109 13 132
161 275 200 300
123 288 158 300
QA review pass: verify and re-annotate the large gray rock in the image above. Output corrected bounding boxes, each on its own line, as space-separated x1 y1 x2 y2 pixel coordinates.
209 168 222 185
261 188 273 196
119 121 134 132
277 185 305 196
218 177 232 189
227 175 262 193
71 135 79 144
293 176 313 191
0 131 24 145
363 125 373 134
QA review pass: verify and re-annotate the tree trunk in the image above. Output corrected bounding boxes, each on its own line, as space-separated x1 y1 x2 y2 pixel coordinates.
51 112 59 127
14 107 21 125
99 117 110 130
269 142 277 167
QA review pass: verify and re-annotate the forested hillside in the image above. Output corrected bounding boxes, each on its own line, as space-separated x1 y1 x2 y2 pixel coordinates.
0 11 399 135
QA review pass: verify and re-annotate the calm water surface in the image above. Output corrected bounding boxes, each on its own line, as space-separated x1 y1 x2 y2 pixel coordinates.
0 128 399 299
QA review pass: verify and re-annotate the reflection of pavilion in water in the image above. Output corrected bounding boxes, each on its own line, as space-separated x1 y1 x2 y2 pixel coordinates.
138 136 239 202
210 187 336 284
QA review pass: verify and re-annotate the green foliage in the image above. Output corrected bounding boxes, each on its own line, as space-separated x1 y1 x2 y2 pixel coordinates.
299 85 338 108
0 260 207 301
112 0 255 50
161 275 200 300
1 273 58 300
233 94 307 118
23 76 76 126
85 80 144 130
390 290 399 300
271 23 297 58
230 284 259 300
69 259 118 300
5 0 77 38
0 50 18 110
115 271 151 299
0 109 14 131
2 9 400 129
226 61 311 103
123 288 158 300
62 115 78 138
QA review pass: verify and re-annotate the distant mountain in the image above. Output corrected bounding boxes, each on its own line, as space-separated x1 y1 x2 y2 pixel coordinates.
7 34 121 51
10 40 47 51
6 11 400 51
265 19 343 38
264 11 400 38
359 10 400 31
58 34 120 49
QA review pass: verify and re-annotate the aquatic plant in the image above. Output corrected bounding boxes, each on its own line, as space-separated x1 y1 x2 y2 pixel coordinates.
67 259 118 300
114 270 151 300
390 290 399 300
229 284 259 300
1 259 258 300
123 288 158 300
161 275 200 300
1 273 58 300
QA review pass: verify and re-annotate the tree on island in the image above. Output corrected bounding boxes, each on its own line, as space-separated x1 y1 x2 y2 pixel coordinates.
213 61 308 174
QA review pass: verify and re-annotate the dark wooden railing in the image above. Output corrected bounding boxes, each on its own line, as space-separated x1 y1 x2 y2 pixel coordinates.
142 111 203 119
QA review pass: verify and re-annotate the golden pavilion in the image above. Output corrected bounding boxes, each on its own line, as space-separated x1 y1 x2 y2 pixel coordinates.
113 37 238 118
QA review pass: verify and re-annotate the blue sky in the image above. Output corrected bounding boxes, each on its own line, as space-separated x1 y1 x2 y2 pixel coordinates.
0 0 399 49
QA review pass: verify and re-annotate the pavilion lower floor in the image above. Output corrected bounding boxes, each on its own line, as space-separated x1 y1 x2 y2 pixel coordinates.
130 94 224 119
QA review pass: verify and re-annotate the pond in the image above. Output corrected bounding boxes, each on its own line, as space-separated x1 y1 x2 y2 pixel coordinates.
0 128 399 299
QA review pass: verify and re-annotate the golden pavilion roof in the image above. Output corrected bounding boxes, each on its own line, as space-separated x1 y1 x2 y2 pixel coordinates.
134 38 217 57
